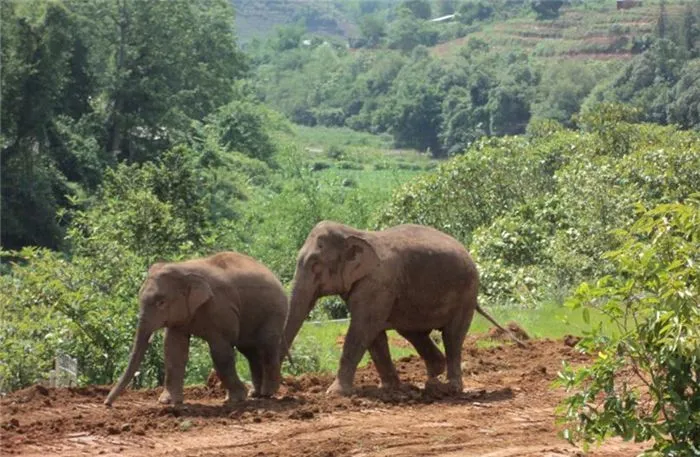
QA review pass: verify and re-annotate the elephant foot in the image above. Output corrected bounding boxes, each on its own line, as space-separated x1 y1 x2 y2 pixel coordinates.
379 378 401 391
224 388 248 405
447 378 463 395
326 379 353 397
424 377 442 394
250 390 272 399
158 390 183 405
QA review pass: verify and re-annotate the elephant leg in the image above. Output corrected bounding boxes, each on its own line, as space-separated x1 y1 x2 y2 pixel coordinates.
397 330 446 384
367 331 400 390
208 338 247 405
239 347 263 397
259 341 282 397
328 321 382 396
441 306 476 394
159 328 190 405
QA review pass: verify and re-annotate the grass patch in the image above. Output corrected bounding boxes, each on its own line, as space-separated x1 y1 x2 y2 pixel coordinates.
284 303 612 377
468 302 613 339
294 125 393 150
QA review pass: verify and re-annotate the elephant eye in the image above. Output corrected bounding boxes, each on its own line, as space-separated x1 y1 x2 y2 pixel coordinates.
150 294 166 308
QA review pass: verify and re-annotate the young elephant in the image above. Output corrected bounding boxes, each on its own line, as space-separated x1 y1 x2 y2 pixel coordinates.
284 221 524 396
105 252 288 406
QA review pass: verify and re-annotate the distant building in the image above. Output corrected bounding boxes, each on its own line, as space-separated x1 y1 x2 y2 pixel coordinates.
617 0 642 10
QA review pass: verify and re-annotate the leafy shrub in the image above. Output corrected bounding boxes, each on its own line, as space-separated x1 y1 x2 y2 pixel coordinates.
379 120 700 307
204 100 278 163
326 144 346 160
531 0 564 20
0 147 218 392
558 198 700 456
396 162 423 171
319 296 349 319
282 337 323 376
373 162 390 170
336 161 364 170
0 246 145 392
310 160 331 171
378 134 563 243
342 178 357 188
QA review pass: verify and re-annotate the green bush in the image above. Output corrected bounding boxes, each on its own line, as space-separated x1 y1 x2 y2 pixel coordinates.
378 119 700 307
204 100 278 163
310 160 332 171
378 134 563 243
326 144 346 160
319 296 349 319
336 161 364 170
282 337 323 376
558 198 700 456
341 178 357 188
0 147 219 392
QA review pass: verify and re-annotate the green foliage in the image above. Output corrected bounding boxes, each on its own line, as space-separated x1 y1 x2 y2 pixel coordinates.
400 0 431 20
582 39 700 127
380 120 700 307
458 1 495 25
531 0 564 20
0 143 229 391
530 61 610 127
0 247 144 391
378 134 560 243
1 0 96 249
1 0 249 250
203 100 278 163
558 199 700 456
667 60 700 130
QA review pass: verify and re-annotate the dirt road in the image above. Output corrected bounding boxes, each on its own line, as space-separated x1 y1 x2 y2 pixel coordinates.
1 337 647 457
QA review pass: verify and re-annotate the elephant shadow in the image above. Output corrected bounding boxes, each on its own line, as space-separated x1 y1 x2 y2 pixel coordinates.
150 387 514 419
351 385 515 406
153 396 305 419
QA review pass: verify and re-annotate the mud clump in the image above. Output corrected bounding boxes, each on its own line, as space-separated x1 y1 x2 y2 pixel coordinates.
13 384 51 402
487 322 530 342
289 407 317 420
563 334 582 347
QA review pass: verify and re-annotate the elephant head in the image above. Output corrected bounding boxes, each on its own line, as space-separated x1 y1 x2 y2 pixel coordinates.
284 221 380 350
105 263 212 405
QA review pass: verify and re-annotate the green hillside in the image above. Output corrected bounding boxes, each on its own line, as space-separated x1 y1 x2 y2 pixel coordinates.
431 1 687 60
245 0 700 156
232 0 358 42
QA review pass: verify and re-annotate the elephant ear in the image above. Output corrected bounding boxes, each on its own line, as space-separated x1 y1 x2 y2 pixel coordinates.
341 235 380 290
148 262 166 275
186 274 213 316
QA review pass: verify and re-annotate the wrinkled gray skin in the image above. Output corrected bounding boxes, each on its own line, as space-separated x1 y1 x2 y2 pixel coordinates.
105 252 288 407
284 221 525 396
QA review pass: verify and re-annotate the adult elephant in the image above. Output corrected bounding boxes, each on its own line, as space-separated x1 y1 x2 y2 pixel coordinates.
284 221 524 396
105 252 288 406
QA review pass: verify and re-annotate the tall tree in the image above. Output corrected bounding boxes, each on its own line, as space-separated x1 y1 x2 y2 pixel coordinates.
681 4 699 55
656 0 667 39
72 0 247 163
1 0 247 250
1 1 94 249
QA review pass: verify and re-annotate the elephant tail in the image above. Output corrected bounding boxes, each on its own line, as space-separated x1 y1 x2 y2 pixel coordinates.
281 334 296 370
475 304 527 349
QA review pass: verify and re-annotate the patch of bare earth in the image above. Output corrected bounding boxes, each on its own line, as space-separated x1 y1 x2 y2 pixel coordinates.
1 337 648 457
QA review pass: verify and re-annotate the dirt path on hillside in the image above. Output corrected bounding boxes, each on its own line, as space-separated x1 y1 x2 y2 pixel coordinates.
1 338 647 457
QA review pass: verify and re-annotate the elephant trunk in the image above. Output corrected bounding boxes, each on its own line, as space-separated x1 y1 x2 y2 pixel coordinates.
282 279 316 360
104 326 152 406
